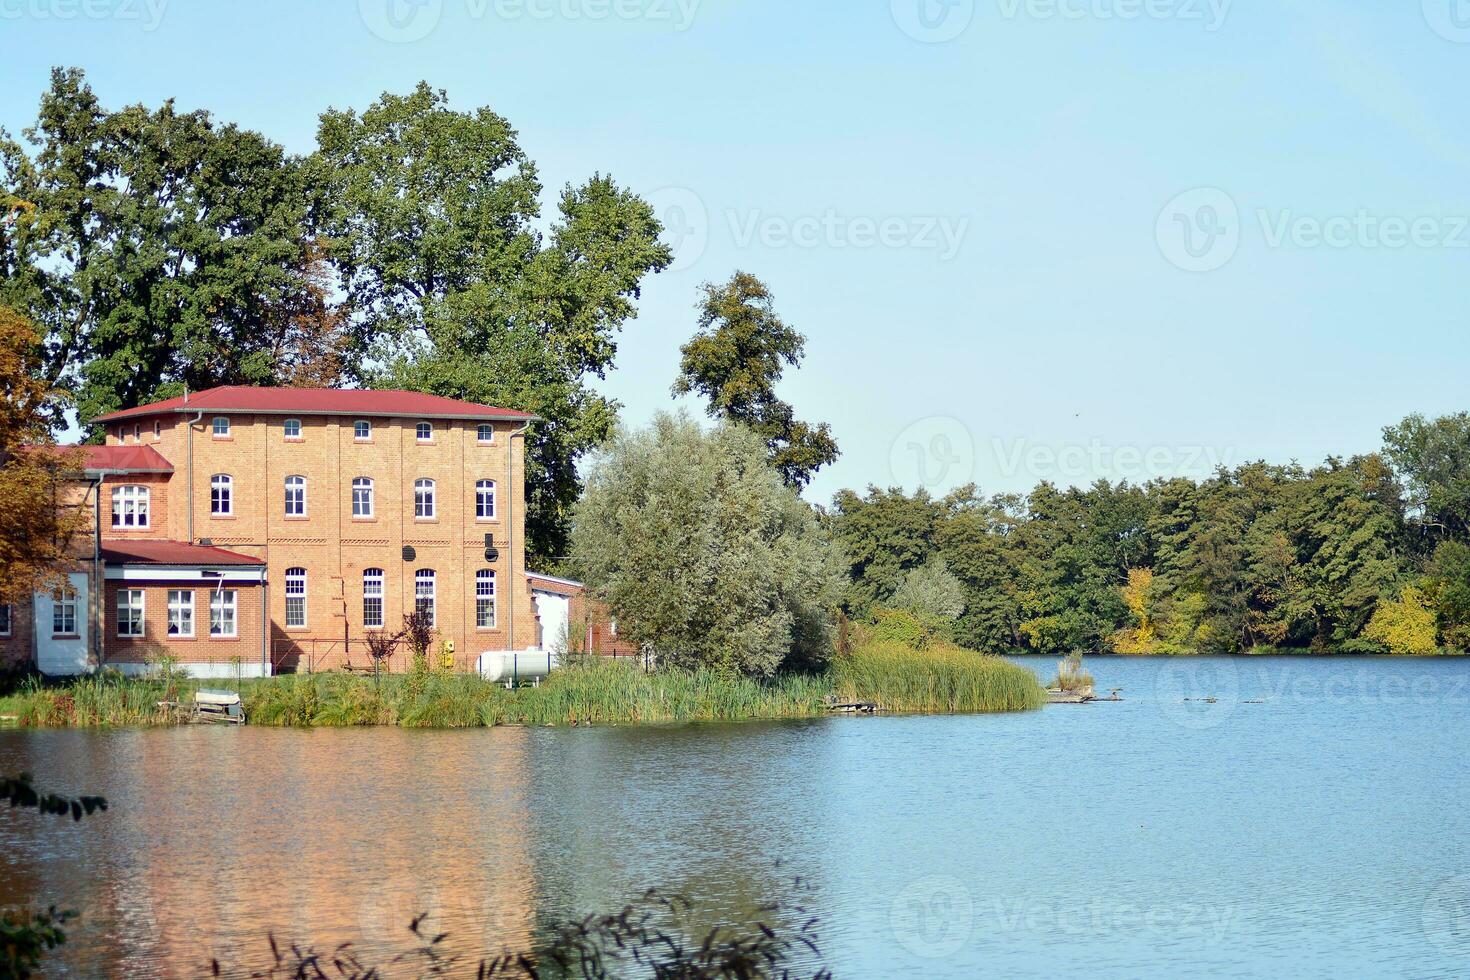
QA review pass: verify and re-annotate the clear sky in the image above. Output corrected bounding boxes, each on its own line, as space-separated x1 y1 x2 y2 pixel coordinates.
3 0 1466 506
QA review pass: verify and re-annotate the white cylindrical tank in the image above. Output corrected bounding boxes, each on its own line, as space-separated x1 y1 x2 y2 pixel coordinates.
478 650 553 684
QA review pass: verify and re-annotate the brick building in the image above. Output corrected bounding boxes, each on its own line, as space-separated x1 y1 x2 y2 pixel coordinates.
0 386 543 677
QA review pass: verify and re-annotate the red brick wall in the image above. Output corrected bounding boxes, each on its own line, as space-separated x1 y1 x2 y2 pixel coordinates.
0 599 33 671
101 580 267 671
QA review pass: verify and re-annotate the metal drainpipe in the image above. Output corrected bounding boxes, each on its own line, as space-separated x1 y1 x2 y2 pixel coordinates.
91 476 103 670
505 421 532 658
185 408 203 542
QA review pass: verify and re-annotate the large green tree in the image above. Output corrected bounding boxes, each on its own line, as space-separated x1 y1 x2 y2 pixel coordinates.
571 413 843 676
0 68 318 425
315 82 670 560
673 271 838 489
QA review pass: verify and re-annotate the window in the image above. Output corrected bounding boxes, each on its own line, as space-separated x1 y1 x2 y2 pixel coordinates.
414 479 436 519
352 477 374 518
475 480 497 520
52 588 77 636
285 568 306 628
354 420 372 441
475 570 497 629
212 417 230 438
111 485 150 528
0 604 11 637
284 418 302 440
167 590 194 637
132 424 141 444
211 474 233 515
415 569 436 626
153 420 161 441
210 589 238 637
477 424 494 444
362 568 384 628
284 475 307 517
416 421 432 442
117 589 145 638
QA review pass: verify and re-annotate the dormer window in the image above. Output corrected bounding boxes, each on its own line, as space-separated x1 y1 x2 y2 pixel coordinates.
354 420 372 441
212 417 231 438
477 424 494 444
416 422 433 443
283 419 302 440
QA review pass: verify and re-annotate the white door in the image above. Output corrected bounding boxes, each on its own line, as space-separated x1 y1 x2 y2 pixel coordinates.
532 590 569 660
35 572 89 675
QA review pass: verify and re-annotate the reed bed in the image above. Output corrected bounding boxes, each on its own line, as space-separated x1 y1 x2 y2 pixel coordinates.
833 641 1046 714
2 647 1044 729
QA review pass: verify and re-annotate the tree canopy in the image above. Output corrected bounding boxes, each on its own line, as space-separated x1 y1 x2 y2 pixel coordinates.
674 272 838 489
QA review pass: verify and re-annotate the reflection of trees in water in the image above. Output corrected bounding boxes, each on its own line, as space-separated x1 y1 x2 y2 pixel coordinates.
521 721 832 953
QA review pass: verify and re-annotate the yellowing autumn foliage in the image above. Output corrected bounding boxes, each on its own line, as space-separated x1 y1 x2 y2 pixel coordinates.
1363 586 1440 656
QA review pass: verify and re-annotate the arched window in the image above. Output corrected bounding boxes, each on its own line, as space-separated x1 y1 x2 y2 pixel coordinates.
475 569 497 629
416 421 433 442
354 420 372 441
352 477 374 518
284 475 307 517
362 568 385 628
283 418 303 440
415 569 436 626
285 567 307 628
414 478 436 519
477 424 494 444
210 474 233 515
111 485 150 528
475 480 496 520
212 417 231 438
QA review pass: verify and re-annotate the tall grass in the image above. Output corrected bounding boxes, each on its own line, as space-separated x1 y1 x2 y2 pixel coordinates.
2 647 1044 729
833 640 1046 714
1047 651 1094 694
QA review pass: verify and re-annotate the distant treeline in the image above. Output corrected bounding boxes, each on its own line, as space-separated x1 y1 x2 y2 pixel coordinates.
829 413 1470 656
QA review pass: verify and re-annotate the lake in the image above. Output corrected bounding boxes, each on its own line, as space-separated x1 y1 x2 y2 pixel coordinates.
2 656 1468 978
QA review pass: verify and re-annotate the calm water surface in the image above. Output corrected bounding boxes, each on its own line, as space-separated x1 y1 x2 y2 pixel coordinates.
2 656 1468 978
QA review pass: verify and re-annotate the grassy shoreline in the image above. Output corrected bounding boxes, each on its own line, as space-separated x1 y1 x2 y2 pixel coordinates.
0 645 1046 729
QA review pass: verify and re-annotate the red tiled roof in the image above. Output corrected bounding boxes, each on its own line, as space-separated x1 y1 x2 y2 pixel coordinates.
92 386 537 424
100 540 264 567
24 444 174 474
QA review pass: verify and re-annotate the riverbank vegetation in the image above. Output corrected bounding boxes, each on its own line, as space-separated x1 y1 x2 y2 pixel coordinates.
0 646 1045 729
830 413 1470 657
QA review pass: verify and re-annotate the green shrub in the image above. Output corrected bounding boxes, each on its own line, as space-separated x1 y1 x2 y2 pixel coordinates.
834 640 1045 713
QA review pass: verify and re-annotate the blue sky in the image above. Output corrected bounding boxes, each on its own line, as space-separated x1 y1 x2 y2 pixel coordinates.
3 0 1466 506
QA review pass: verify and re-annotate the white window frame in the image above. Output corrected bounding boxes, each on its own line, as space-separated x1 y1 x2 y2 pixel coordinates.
167 589 195 638
416 421 433 443
132 424 141 443
52 589 78 637
210 589 238 638
414 478 436 519
475 480 497 521
362 568 384 629
354 420 372 441
211 474 233 516
352 477 375 518
212 416 231 438
284 475 307 517
285 567 307 628
116 589 145 638
475 570 497 629
283 418 303 440
153 420 161 441
415 569 436 627
0 603 12 637
111 484 151 528
477 424 494 444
